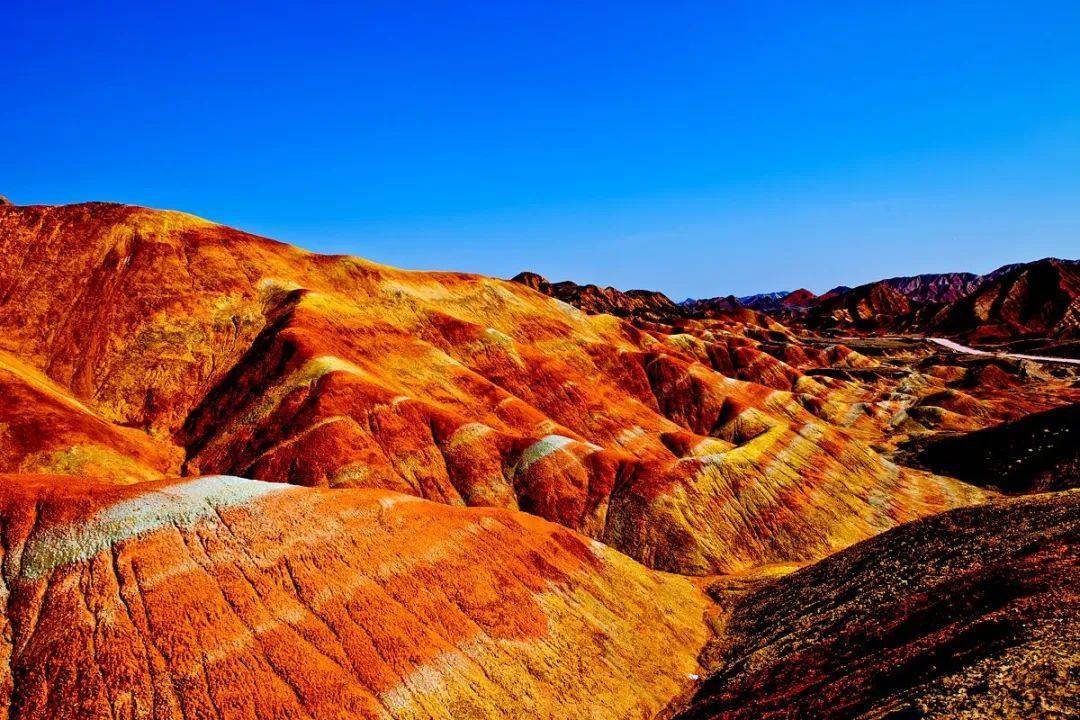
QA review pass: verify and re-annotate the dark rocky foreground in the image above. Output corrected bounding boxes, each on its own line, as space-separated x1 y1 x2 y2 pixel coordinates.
911 403 1079 493
666 490 1079 720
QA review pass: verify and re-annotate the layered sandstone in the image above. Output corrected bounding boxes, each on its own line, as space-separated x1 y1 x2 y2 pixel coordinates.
0 199 1076 719
0 474 711 719
0 202 993 577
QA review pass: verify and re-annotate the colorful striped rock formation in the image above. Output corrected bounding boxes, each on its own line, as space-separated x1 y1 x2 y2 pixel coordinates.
0 199 1076 719
0 202 990 578
0 474 709 719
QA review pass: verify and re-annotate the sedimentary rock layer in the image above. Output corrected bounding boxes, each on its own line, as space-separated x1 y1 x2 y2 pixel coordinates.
0 474 710 720
0 202 992 575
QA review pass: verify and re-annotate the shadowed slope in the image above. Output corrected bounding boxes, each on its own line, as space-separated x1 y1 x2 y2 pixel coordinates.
805 282 913 331
882 272 981 303
510 271 679 321
0 474 710 720
911 403 1079 493
667 490 1079 720
924 258 1080 342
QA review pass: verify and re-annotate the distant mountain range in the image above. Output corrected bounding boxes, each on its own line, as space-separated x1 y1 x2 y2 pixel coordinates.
735 290 788 309
881 271 981 303
513 257 1080 352
801 258 1080 347
510 271 679 321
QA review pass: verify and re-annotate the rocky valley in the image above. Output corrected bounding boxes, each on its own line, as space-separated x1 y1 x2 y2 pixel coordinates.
0 199 1076 719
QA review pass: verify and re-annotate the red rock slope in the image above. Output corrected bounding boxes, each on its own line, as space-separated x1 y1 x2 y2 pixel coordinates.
0 474 710 719
0 350 181 483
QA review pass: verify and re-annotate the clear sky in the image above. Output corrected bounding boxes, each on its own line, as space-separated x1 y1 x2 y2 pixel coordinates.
6 2 1080 298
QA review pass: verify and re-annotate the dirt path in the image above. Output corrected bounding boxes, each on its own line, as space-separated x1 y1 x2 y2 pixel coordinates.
928 337 1080 366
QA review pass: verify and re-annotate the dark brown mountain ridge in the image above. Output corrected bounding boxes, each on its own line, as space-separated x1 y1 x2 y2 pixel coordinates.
666 490 1080 720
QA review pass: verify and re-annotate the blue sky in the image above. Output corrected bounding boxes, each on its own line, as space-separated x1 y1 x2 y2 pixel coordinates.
6 2 1080 297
